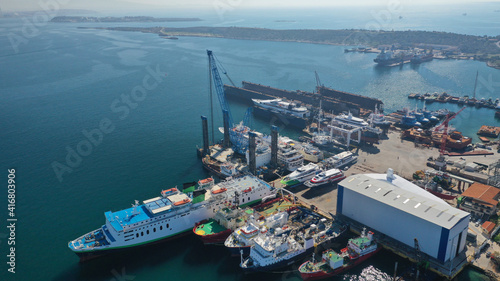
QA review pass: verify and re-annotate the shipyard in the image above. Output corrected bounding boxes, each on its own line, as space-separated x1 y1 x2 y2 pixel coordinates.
161 49 500 280
5 3 500 281
63 49 500 280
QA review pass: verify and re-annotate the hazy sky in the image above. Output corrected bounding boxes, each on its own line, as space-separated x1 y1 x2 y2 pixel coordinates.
3 0 499 12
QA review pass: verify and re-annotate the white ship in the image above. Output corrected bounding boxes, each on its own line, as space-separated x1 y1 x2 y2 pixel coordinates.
325 151 358 169
240 219 334 272
252 98 310 119
224 211 290 256
305 168 346 188
68 175 276 261
298 143 324 163
280 163 322 187
333 112 369 128
278 141 304 171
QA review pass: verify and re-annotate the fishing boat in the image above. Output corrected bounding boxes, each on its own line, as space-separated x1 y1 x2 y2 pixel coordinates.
305 168 346 188
280 163 322 187
68 175 276 261
298 228 381 281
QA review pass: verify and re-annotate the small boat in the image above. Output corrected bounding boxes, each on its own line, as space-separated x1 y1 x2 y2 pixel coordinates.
298 228 381 281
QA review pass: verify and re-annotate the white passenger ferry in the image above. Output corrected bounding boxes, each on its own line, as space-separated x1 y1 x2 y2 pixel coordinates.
68 175 276 261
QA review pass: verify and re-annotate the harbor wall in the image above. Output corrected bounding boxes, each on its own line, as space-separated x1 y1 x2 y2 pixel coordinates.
225 82 358 114
318 86 383 111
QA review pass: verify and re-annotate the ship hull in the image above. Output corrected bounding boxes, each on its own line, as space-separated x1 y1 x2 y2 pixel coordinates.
227 245 252 257
253 106 308 128
196 229 233 245
299 247 381 281
74 229 192 262
242 247 314 272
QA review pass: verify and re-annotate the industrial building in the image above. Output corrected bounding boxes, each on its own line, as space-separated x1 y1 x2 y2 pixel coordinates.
337 170 470 264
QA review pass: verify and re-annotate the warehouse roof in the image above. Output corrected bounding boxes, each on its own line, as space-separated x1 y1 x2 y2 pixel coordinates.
340 173 469 229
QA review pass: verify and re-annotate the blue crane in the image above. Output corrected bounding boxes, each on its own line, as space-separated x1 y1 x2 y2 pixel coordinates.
207 50 252 154
207 50 234 128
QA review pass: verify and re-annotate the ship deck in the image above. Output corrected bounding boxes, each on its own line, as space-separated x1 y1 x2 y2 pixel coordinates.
105 206 152 232
194 219 227 236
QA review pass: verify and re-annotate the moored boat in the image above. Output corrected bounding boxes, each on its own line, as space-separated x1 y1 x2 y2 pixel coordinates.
240 218 342 272
68 175 276 262
298 228 381 281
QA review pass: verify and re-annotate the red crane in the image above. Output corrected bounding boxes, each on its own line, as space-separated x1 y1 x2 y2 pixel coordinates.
433 107 466 156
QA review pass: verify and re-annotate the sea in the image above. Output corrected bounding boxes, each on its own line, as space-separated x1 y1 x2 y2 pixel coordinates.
1 3 499 281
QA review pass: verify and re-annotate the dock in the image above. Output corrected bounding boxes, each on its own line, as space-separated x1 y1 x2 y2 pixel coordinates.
224 81 384 116
477 125 500 138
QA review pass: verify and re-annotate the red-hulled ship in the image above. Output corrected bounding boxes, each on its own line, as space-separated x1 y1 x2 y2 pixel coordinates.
298 229 381 281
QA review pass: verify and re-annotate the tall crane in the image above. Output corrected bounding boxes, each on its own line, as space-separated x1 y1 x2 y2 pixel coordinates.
433 107 466 157
207 50 251 154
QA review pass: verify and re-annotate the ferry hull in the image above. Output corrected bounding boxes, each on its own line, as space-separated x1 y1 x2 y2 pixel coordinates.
74 229 192 262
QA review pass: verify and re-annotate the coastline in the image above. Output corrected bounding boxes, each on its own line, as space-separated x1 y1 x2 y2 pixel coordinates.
79 26 500 70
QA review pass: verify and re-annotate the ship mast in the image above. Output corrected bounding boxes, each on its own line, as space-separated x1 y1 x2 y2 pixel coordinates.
472 70 478 100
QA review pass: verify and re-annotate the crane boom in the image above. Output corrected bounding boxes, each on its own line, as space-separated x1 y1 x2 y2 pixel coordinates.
434 107 466 156
207 50 233 127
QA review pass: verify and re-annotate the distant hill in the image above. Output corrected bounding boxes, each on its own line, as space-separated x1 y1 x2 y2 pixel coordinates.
51 16 202 23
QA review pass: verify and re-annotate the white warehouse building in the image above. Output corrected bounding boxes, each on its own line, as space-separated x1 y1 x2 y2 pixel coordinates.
337 170 470 263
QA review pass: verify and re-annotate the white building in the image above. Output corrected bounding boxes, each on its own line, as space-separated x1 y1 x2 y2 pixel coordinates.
337 170 470 263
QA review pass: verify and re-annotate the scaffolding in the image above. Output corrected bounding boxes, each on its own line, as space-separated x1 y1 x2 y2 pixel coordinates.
487 159 500 188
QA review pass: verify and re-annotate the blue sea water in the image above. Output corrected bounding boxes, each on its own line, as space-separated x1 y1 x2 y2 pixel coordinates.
0 3 499 281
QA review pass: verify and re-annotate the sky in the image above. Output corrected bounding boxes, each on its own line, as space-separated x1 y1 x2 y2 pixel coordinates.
2 0 499 12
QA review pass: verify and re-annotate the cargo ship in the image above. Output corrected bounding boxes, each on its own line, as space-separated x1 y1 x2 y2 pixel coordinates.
68 175 276 261
298 228 381 281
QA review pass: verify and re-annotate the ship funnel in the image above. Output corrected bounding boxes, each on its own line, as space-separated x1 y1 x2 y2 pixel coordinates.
386 168 396 183
222 110 231 148
271 126 279 168
201 116 209 156
249 132 257 175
